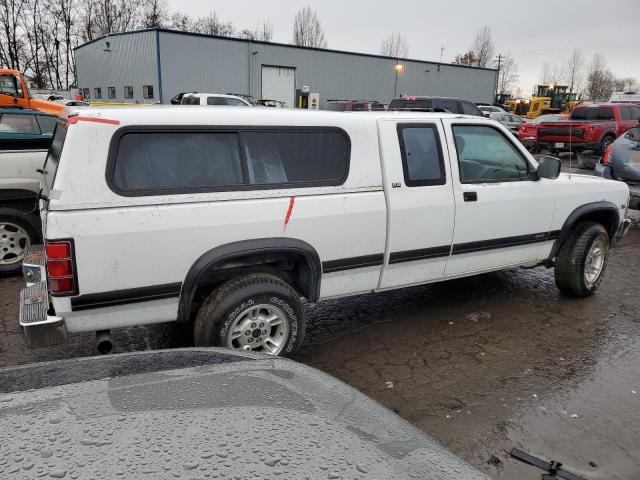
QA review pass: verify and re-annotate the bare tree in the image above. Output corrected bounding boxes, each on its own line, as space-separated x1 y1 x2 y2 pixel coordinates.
169 11 193 31
539 61 564 86
236 21 273 41
585 53 614 100
193 12 234 36
496 55 518 95
380 32 408 58
565 49 584 95
452 50 477 66
0 0 28 69
292 6 327 48
141 0 168 28
470 26 494 68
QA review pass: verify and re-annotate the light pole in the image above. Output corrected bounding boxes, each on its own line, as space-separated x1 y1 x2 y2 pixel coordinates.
394 62 404 97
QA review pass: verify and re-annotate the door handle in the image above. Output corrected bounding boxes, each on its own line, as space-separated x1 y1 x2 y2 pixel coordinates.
463 191 478 202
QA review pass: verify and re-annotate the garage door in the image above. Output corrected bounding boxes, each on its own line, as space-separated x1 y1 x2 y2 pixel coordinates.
261 66 295 107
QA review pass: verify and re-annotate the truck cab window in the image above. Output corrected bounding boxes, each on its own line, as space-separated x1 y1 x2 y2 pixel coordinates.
0 75 20 97
398 125 445 186
453 125 529 183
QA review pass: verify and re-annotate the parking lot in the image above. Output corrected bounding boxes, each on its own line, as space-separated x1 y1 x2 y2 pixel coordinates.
2 175 638 480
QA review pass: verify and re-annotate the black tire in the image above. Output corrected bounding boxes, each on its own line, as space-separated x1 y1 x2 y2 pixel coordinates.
193 273 305 356
554 221 609 297
0 207 42 275
598 135 615 155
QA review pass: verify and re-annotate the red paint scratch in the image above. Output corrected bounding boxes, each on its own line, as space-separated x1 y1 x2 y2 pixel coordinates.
67 116 120 126
284 196 295 229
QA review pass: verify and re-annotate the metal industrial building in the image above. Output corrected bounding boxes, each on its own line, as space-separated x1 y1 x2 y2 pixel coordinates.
74 28 498 107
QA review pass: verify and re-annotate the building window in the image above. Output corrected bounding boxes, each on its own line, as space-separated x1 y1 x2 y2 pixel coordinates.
124 86 134 99
82 88 90 99
94 87 102 99
143 85 154 99
108 87 116 99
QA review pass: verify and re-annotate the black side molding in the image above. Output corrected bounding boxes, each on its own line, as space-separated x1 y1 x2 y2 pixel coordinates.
453 231 560 255
71 282 182 311
322 254 384 273
389 246 450 263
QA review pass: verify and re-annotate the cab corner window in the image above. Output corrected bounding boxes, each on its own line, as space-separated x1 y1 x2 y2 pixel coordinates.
398 124 445 186
452 125 530 183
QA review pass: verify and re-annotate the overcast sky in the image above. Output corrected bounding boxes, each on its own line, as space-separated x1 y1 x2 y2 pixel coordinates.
166 0 640 96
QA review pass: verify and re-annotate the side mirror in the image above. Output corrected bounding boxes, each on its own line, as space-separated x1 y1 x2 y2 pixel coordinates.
484 112 491 118
537 155 561 179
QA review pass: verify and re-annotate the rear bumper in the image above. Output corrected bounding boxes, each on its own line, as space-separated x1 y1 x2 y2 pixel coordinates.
537 141 598 152
19 245 67 348
19 281 68 348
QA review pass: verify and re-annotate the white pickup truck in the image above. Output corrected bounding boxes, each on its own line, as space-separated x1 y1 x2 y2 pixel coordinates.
20 107 631 355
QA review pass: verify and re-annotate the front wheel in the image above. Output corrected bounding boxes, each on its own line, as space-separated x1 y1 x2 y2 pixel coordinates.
554 221 609 297
194 273 305 356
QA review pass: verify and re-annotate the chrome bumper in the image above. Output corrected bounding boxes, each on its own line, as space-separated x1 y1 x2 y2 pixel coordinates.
19 245 67 348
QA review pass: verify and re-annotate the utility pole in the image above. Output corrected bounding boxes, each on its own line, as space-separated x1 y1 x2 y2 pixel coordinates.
494 53 503 105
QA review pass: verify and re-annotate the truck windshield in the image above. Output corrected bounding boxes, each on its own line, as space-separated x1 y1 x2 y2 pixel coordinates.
43 122 67 191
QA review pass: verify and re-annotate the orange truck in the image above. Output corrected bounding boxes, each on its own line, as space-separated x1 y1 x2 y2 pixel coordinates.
0 69 64 115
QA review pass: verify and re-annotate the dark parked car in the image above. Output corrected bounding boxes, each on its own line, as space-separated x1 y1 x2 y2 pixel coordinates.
0 349 488 480
325 100 386 111
595 122 640 209
388 96 484 116
0 106 56 149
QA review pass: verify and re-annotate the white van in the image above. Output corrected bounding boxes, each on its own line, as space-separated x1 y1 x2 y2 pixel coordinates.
609 91 640 103
181 93 252 107
20 106 631 355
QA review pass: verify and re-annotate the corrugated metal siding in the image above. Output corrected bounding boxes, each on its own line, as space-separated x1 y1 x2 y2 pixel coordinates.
75 31 159 104
158 31 250 102
76 30 497 106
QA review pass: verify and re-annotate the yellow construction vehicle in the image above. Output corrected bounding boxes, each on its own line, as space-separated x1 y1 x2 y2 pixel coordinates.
525 85 579 119
507 98 530 116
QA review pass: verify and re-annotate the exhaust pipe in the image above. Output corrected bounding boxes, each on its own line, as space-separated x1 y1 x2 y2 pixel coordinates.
96 330 113 354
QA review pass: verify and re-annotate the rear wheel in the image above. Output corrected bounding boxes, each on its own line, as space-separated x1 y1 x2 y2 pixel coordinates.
0 208 41 275
554 221 609 297
194 273 305 356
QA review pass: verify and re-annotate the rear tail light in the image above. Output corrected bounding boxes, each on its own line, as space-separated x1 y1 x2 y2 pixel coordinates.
601 144 614 165
45 240 77 295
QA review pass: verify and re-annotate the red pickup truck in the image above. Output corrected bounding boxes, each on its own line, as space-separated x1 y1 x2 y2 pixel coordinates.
536 103 640 154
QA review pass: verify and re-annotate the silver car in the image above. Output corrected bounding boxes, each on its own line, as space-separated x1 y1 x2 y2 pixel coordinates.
0 348 488 479
495 113 525 134
594 123 640 210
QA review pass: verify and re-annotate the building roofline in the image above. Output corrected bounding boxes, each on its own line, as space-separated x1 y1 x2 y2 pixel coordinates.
74 27 498 73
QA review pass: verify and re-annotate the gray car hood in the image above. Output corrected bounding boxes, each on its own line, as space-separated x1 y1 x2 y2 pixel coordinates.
0 349 487 479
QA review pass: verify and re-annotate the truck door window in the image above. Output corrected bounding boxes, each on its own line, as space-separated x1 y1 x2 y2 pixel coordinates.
206 97 225 105
397 124 445 186
452 125 530 183
0 75 20 97
0 114 40 134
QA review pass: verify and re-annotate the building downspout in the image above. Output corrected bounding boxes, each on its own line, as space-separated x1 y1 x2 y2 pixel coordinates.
155 29 164 104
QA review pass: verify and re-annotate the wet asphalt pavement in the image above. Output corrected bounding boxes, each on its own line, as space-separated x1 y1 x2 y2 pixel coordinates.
1 165 639 479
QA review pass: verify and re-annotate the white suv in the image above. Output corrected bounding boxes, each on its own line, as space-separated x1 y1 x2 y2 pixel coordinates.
20 106 631 355
181 93 252 107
